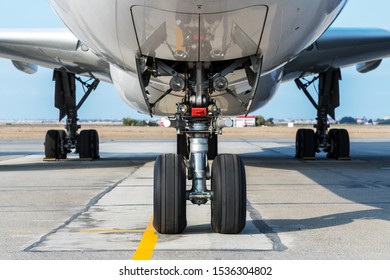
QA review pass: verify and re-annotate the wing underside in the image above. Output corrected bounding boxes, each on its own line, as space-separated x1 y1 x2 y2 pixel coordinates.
284 28 390 81
1 28 390 86
0 29 111 82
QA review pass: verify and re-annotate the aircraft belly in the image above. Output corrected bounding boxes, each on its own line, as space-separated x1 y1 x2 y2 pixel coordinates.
49 0 347 116
50 0 346 70
110 65 150 114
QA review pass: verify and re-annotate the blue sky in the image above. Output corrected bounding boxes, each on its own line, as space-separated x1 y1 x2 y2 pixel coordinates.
0 0 390 120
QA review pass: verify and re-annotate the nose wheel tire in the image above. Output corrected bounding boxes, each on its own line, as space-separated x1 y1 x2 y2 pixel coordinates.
153 154 187 234
211 154 246 234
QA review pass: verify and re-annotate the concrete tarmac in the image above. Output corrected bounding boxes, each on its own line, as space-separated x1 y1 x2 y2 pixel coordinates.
0 137 390 260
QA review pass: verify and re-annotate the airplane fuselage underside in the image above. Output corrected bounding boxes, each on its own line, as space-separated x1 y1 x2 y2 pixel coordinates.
49 0 347 116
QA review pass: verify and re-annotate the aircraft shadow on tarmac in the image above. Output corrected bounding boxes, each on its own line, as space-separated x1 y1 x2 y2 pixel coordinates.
0 153 160 172
240 141 390 234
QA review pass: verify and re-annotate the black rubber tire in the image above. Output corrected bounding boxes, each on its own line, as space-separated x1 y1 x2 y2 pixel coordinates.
208 134 218 160
153 154 187 234
79 130 100 160
295 129 316 159
57 130 68 159
45 130 64 159
333 129 350 159
327 129 338 159
211 154 246 234
177 134 189 159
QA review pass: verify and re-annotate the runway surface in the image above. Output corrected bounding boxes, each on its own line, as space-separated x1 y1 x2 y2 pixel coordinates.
0 137 390 260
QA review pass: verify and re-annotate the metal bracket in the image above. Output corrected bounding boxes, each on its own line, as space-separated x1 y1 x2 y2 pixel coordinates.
295 76 320 111
75 78 100 112
135 57 154 116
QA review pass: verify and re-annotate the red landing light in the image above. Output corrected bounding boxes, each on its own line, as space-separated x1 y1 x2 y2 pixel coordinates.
191 108 207 117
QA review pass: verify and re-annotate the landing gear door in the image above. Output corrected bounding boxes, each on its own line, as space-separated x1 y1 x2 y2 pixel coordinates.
199 6 267 61
130 5 268 61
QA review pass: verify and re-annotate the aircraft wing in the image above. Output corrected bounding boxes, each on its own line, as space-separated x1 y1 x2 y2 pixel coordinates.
0 29 111 82
284 28 390 81
2 28 390 85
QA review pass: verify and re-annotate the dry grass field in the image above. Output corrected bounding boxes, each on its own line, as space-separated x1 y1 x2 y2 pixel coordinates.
1 123 390 139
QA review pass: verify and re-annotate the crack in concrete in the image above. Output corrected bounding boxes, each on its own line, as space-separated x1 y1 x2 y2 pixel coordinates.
247 200 288 252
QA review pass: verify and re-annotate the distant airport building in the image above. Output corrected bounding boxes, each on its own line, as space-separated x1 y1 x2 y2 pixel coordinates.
231 116 256 127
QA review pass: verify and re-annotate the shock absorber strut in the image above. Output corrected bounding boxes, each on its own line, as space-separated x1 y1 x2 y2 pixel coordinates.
187 123 212 205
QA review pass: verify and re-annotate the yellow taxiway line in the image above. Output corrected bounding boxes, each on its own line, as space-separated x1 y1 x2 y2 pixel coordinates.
131 218 159 260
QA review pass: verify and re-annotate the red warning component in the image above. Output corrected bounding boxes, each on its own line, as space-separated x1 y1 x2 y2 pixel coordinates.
191 108 207 117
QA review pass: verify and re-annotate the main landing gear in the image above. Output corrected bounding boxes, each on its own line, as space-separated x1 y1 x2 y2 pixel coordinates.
44 69 100 161
295 68 350 160
141 59 253 234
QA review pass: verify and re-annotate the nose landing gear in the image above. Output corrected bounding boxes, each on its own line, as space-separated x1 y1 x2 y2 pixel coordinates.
152 61 248 234
153 113 247 234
